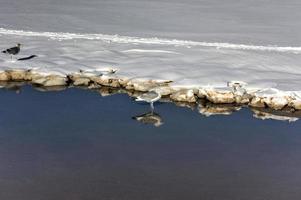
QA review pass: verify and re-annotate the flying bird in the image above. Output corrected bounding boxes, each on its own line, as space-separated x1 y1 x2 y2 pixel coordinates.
2 43 21 60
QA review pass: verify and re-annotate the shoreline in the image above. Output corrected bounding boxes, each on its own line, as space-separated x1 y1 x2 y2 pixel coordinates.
1 70 301 122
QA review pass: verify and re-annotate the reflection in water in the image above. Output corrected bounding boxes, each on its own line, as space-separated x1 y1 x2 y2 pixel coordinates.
32 85 67 92
0 82 300 123
132 111 163 127
0 81 23 93
98 86 126 97
252 107 300 122
198 100 242 117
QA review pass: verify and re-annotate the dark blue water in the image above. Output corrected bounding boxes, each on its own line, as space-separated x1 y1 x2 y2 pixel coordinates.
0 85 301 200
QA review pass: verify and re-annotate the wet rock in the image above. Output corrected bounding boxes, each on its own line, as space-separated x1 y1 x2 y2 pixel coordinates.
170 89 196 102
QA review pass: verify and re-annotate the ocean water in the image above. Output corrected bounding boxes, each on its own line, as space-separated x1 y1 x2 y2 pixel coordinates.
0 85 301 200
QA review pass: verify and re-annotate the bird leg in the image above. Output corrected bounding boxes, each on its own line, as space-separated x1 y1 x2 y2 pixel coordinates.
150 102 154 113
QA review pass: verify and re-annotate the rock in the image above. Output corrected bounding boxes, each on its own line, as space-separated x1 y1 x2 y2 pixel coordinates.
151 86 174 96
91 75 121 88
118 77 130 87
205 88 235 104
0 71 11 81
291 100 301 110
264 96 288 110
197 88 207 98
73 77 91 86
249 97 265 108
126 79 171 92
6 70 31 81
235 93 252 104
170 89 196 102
126 81 157 91
32 75 67 86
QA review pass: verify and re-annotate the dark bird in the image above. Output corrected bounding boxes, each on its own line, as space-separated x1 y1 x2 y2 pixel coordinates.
2 43 21 60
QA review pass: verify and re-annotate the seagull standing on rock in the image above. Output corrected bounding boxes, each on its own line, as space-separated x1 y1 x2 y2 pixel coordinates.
2 43 21 60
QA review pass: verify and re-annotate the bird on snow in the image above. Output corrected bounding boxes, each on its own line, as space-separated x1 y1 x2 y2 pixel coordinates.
135 90 161 111
2 43 21 60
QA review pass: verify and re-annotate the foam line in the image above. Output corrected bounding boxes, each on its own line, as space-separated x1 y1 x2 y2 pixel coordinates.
1 28 301 53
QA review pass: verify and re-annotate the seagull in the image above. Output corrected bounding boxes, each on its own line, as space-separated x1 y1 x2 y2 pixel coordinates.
2 43 21 60
135 90 161 110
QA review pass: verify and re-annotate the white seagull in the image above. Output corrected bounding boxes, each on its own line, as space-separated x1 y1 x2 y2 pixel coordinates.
135 90 161 110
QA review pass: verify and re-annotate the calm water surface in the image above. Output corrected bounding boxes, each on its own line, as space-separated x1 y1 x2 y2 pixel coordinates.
0 86 301 200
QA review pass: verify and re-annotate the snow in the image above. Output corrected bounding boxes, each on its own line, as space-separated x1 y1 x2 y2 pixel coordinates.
1 0 301 103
